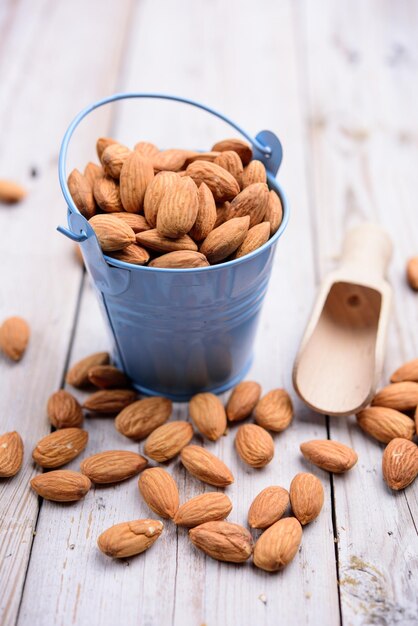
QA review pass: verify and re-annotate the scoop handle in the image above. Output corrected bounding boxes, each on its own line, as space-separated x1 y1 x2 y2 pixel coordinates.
340 223 393 280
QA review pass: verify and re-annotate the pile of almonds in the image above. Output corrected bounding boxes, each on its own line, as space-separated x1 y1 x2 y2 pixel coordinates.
67 137 283 268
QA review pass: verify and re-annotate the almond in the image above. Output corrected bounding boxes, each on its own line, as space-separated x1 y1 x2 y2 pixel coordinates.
265 190 283 235
185 152 221 165
248 486 289 529
138 467 179 519
136 229 198 253
143 172 179 227
96 137 117 160
149 251 209 269
47 390 83 428
189 521 252 563
0 179 27 203
290 473 324 525
109 244 150 265
382 438 418 490
120 151 154 213
228 183 269 227
134 141 159 158
68 169 96 219
233 222 270 259
81 450 147 483
0 316 30 361
300 440 358 473
30 470 91 502
180 445 234 487
242 160 267 188
83 389 137 414
93 176 123 213
211 138 252 165
97 519 163 558
253 517 302 572
226 381 261 422
186 161 240 202
115 397 172 440
32 428 88 468
415 406 418 433
235 424 274 468
174 493 232 527
200 216 250 264
156 176 199 238
84 162 103 187
356 407 415 443
89 215 136 252
113 213 151 233
0 431 24 477
390 358 418 383
254 388 293 432
66 351 110 388
189 182 217 241
144 421 194 462
406 257 418 291
213 151 243 187
214 202 232 228
371 382 418 411
189 392 227 441
152 149 197 172
101 143 131 178
87 365 129 389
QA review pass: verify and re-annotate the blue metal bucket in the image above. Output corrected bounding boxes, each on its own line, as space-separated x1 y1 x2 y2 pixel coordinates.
58 93 289 400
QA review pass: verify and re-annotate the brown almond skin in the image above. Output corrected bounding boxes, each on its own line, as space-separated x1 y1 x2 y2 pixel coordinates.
143 171 179 227
47 390 83 428
254 388 294 432
189 182 217 241
87 365 129 389
300 440 358 473
390 358 418 383
213 151 244 187
371 382 418 411
253 517 302 572
113 213 151 233
0 431 24 477
242 160 267 188
89 215 136 252
407 257 418 291
101 143 131 179
144 421 194 462
189 521 252 563
290 473 324 525
96 137 117 160
226 381 261 422
200 216 250 264
138 468 179 519
109 244 150 266
189 393 227 441
356 407 415 443
82 389 137 414
0 179 27 203
233 222 270 259
136 230 198 253
66 352 110 388
152 149 197 172
235 424 274 468
134 141 159 157
120 151 154 213
382 438 418 490
214 201 232 228
30 470 91 502
186 161 240 202
32 428 88 468
180 445 234 487
115 397 172 440
93 176 123 213
68 169 96 219
228 183 269 227
248 486 289 529
81 450 147 484
156 176 199 238
174 493 233 527
84 162 103 187
0 316 30 361
149 251 209 269
265 190 283 235
211 139 253 165
97 519 163 558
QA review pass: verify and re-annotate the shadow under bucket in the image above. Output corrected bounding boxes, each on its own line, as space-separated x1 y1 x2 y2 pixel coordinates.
58 93 289 400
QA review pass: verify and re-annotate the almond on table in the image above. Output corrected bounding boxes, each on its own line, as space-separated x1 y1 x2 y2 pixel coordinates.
0 431 24 478
254 388 293 432
0 179 27 203
235 423 274 468
138 468 179 519
81 450 147 484
174 493 233 527
289 473 324 525
248 486 289 529
115 397 172 440
32 428 88 468
180 445 234 487
143 421 194 462
82 389 137 414
97 519 163 558
189 521 253 563
66 351 110 388
30 470 91 502
226 381 261 422
253 517 302 572
189 392 227 441
300 440 358 473
47 390 83 428
0 316 30 361
382 438 418 491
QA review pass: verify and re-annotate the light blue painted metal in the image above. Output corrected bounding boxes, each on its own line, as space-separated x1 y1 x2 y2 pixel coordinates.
58 93 289 400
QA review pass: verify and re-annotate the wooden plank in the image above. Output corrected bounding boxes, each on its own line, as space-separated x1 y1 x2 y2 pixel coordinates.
301 0 418 622
0 1 133 625
18 1 341 625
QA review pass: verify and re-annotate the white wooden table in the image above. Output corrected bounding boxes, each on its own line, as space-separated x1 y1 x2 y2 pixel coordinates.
1 1 417 625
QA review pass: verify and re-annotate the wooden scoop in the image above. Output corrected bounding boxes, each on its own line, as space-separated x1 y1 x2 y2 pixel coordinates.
293 223 392 416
